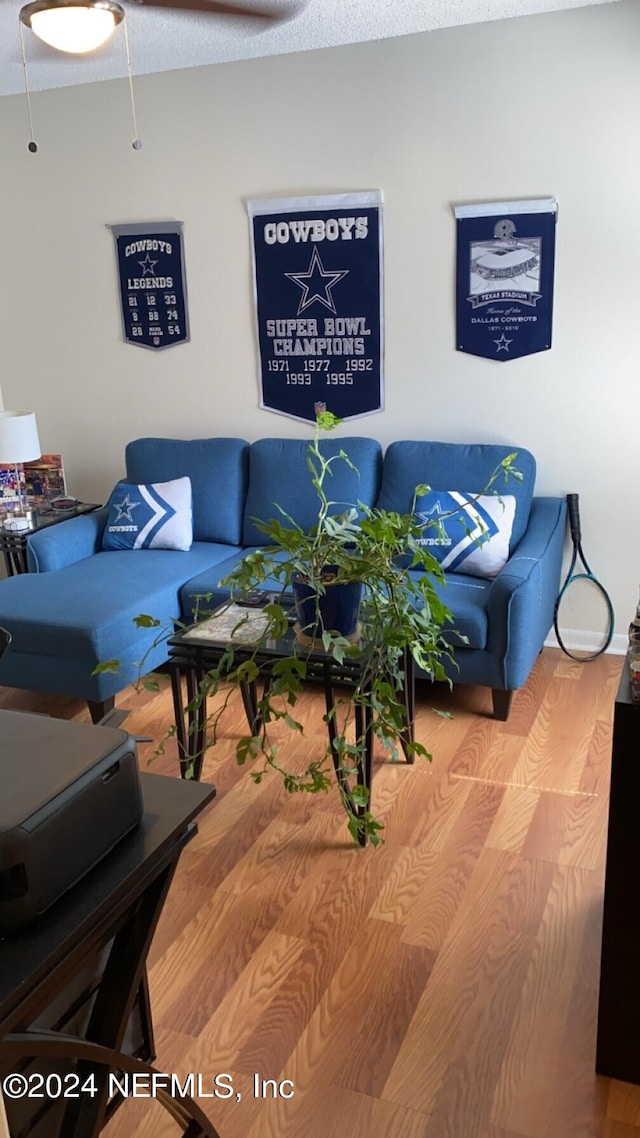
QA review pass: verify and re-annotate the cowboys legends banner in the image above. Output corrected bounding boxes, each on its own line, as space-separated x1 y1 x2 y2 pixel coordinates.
454 198 557 361
108 220 189 350
248 192 384 422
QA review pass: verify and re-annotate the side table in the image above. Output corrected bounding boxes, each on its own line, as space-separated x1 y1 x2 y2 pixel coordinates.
596 655 640 1082
0 771 218 1138
0 504 101 576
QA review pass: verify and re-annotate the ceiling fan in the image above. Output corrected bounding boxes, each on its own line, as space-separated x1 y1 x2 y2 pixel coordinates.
19 0 297 55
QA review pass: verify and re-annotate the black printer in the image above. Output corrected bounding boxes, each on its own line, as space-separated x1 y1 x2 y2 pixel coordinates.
0 709 142 936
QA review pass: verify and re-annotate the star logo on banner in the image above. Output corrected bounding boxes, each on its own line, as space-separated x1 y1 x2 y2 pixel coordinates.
494 333 513 353
285 247 349 315
113 494 140 522
138 253 158 276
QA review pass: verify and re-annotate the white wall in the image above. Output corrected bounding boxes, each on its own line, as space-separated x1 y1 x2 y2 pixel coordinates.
0 0 638 644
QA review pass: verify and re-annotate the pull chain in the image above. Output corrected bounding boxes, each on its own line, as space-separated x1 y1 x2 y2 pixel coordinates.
123 16 142 150
19 20 38 154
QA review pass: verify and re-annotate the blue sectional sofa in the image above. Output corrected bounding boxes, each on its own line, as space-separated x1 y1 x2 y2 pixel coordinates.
0 434 566 722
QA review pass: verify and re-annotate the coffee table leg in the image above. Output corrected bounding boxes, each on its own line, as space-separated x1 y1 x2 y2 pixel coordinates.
353 698 374 848
170 664 191 779
324 665 373 849
400 647 415 763
186 665 208 782
322 663 355 818
240 679 262 735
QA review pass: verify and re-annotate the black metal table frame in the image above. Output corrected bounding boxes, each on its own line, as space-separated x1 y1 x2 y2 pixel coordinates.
168 625 416 847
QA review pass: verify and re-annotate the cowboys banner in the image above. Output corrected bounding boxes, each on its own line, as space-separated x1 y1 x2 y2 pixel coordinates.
108 221 190 350
454 198 557 361
248 192 384 422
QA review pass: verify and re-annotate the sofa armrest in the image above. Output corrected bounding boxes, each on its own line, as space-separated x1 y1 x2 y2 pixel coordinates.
487 496 567 689
26 507 110 572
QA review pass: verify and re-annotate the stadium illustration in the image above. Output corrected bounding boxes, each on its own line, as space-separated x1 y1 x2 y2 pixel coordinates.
469 218 541 298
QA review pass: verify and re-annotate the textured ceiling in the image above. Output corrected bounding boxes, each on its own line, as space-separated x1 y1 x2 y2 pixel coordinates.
1 0 619 97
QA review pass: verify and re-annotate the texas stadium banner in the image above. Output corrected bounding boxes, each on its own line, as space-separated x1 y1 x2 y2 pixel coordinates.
108 220 189 350
248 192 384 422
454 198 557 361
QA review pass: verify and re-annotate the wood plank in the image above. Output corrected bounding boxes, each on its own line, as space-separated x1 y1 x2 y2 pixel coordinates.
402 780 505 951
382 849 556 1124
490 864 595 1135
239 918 429 1138
368 844 439 925
607 1083 640 1128
502 647 561 737
485 784 541 853
522 788 609 872
606 1121 640 1137
509 675 597 793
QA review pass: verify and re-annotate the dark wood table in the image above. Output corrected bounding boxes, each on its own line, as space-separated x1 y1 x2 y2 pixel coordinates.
0 772 218 1138
596 655 640 1083
167 604 415 846
0 504 101 576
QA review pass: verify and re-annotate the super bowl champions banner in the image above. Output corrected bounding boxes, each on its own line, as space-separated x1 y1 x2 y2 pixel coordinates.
248 192 384 422
108 220 189 350
454 198 557 361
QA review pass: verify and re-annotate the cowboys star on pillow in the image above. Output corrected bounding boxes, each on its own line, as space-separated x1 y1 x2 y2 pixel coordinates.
103 476 193 552
414 490 516 579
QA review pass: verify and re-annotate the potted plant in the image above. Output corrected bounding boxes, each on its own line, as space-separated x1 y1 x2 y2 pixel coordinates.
101 412 519 847
193 414 520 843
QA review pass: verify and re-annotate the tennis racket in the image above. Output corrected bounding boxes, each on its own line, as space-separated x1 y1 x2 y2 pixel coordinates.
553 493 614 661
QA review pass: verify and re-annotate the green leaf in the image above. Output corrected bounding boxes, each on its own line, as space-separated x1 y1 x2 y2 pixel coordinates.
316 410 342 431
236 735 261 765
92 660 120 675
350 784 370 807
134 614 162 628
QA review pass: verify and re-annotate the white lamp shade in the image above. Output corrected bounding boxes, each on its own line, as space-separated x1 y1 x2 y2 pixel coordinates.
0 411 41 464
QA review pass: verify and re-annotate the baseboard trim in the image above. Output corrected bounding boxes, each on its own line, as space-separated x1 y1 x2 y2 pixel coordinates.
544 629 627 656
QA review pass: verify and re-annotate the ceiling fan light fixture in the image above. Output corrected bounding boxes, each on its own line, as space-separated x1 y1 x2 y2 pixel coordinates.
19 0 125 54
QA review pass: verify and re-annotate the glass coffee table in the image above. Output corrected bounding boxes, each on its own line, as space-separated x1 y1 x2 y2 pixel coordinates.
167 602 416 845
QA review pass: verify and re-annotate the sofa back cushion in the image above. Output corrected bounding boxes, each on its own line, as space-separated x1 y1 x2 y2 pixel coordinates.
376 441 536 551
125 438 249 546
242 437 383 546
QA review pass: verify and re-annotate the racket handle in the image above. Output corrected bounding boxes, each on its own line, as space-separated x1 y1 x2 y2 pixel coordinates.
566 493 582 545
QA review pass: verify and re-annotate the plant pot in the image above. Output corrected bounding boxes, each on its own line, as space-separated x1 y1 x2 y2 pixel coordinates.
292 571 363 647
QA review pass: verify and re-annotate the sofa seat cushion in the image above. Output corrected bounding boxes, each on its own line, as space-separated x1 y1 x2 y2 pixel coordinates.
407 569 491 650
0 542 239 662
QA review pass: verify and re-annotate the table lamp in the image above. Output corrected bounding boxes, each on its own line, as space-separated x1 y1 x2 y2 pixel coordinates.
0 411 41 531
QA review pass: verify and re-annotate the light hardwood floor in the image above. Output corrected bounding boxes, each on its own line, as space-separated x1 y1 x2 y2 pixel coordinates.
3 648 638 1138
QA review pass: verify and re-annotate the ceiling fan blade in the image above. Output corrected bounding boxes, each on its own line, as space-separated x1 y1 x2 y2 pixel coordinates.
131 0 287 17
